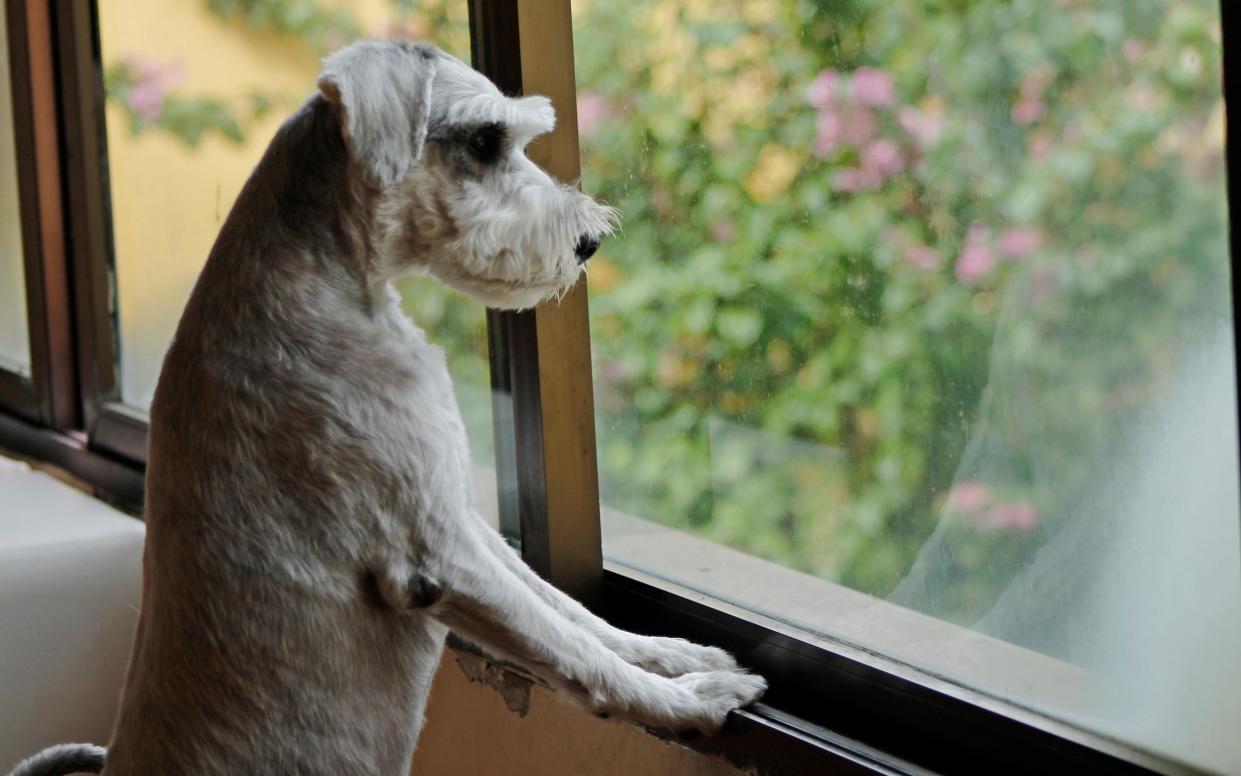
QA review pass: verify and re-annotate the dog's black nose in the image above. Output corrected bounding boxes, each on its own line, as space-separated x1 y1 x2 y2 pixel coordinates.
575 234 600 263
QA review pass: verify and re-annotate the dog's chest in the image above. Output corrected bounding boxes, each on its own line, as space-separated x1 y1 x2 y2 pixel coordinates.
375 313 473 476
387 316 459 417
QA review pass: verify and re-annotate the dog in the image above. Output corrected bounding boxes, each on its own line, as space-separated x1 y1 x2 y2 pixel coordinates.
9 40 765 776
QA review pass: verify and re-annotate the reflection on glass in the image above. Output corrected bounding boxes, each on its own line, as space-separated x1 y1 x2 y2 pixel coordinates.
95 1 495 507
0 7 30 376
575 1 1239 769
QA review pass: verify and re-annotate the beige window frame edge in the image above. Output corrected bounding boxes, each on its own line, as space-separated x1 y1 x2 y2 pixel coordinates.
495 0 604 601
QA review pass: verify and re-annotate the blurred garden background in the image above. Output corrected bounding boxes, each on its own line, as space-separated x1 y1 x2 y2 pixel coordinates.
100 0 1229 632
571 0 1231 630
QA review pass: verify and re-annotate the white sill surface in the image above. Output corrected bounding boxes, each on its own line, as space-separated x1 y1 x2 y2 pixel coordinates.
0 454 145 772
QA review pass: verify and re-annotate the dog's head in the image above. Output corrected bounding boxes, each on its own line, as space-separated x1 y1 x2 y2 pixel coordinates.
318 41 617 310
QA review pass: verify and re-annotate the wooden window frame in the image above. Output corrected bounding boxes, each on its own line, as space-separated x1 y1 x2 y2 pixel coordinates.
0 0 138 502
54 0 149 467
0 0 74 429
0 0 1235 771
469 0 603 604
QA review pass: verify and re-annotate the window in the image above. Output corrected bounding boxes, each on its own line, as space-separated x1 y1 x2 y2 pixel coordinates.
0 6 28 378
575 0 1239 771
2 0 1237 771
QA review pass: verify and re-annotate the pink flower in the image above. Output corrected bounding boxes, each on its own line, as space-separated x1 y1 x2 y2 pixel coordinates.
1012 98 1044 126
944 481 988 512
977 502 1039 532
815 104 877 157
841 106 877 146
955 247 995 284
1123 39 1145 63
1028 131 1054 160
711 218 737 243
577 92 609 139
120 54 184 123
832 167 880 194
862 138 904 177
126 82 167 121
815 109 843 157
903 242 939 270
898 106 942 148
1012 66 1052 126
807 69 839 108
999 227 1043 259
832 168 863 193
851 67 895 106
955 225 997 284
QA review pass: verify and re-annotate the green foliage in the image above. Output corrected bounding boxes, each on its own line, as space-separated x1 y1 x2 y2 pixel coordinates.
104 58 251 146
204 0 360 51
574 0 1228 621
155 97 245 145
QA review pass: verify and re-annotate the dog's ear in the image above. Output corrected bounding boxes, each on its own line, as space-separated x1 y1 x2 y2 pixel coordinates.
318 41 438 187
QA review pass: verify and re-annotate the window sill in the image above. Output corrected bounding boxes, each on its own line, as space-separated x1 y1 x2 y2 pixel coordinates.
598 509 1190 774
602 508 1100 718
0 454 144 769
443 633 907 775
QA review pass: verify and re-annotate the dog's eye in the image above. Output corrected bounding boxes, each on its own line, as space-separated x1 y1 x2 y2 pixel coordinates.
467 125 503 164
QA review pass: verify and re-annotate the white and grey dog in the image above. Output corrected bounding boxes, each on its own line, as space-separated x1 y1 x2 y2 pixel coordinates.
9 41 764 776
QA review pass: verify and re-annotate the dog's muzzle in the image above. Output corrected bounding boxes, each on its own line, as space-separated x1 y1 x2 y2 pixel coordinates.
575 234 600 263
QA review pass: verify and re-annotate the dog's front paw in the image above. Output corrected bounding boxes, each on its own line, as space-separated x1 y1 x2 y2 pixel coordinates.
619 635 739 677
669 670 767 734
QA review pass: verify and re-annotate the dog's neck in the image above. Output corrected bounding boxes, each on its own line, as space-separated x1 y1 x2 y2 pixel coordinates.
204 94 387 314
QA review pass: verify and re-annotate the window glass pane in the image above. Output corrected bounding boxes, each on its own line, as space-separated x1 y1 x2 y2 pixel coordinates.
575 1 1239 769
97 1 497 517
0 7 30 377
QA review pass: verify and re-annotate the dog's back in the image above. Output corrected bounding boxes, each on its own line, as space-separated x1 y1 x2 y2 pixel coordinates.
102 94 453 776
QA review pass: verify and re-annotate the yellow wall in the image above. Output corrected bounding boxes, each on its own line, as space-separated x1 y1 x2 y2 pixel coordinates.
101 0 313 403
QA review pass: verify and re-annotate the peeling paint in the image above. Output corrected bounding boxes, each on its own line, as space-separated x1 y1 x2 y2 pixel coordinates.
453 650 534 717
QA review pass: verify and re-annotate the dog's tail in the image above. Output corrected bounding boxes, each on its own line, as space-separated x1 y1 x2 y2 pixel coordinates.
7 744 105 776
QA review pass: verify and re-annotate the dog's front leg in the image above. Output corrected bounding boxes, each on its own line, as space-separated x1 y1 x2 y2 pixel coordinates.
464 513 743 678
423 527 766 733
